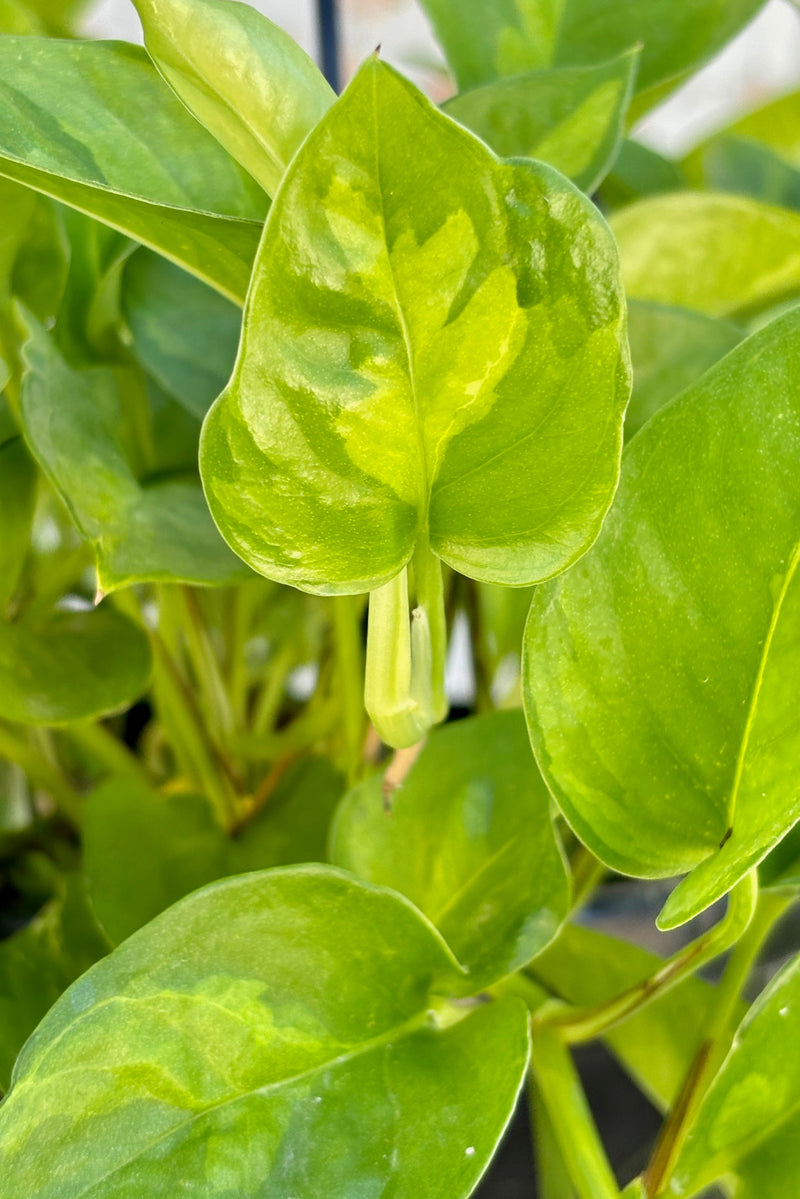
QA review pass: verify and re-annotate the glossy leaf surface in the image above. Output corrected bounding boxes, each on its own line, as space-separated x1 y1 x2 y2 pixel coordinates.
669 952 800 1197
84 757 344 944
0 867 530 1198
0 603 151 725
0 37 267 302
625 300 743 439
418 0 765 98
443 51 637 194
0 876 108 1092
524 310 800 928
121 250 241 419
133 0 334 196
201 58 629 594
331 711 568 991
20 320 249 591
612 193 800 317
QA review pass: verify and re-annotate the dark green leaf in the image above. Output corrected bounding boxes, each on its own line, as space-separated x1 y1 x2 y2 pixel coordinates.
611 193 800 318
0 867 530 1198
0 37 267 302
669 951 800 1197
625 300 744 439
330 710 568 991
0 602 151 725
121 250 241 419
598 138 685 210
84 757 345 944
20 318 250 591
524 309 800 928
0 875 109 1093
133 0 334 196
201 58 629 594
418 0 765 101
443 51 638 194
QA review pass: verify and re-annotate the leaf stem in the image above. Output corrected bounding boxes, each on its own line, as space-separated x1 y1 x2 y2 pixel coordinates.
66 720 152 787
332 593 365 785
176 586 236 737
530 1022 621 1199
0 721 81 824
642 879 790 1197
537 871 758 1045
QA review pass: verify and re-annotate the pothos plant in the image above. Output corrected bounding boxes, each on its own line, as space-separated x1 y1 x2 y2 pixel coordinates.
1 0 800 1195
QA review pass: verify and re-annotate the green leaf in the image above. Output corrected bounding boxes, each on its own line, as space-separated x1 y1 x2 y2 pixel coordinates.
19 318 250 592
121 249 241 420
0 434 37 610
0 0 45 33
201 58 629 594
531 924 716 1110
443 51 638 194
625 299 744 439
84 757 344 944
0 37 267 303
418 0 765 100
0 875 109 1093
669 951 800 1197
132 0 334 196
598 138 685 210
0 602 151 725
331 710 568 991
0 866 530 1198
524 309 800 928
611 193 800 318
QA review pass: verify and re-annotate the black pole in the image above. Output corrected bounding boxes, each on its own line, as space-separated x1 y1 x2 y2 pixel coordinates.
316 0 341 93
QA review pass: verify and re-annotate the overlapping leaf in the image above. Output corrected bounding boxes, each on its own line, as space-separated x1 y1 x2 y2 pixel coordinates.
0 867 529 1198
524 310 800 928
201 58 629 594
19 319 250 591
330 711 569 991
443 51 637 193
0 37 267 302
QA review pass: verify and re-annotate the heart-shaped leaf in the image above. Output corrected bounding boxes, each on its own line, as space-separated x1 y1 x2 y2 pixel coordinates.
200 57 629 595
612 193 800 318
0 37 267 302
668 951 800 1197
625 300 743 439
443 51 638 194
0 866 530 1198
330 710 568 992
132 0 334 196
0 602 151 725
524 309 800 928
84 757 344 944
121 250 241 420
418 0 765 103
19 318 250 592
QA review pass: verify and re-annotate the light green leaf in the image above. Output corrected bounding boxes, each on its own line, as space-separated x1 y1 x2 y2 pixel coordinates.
19 318 250 592
132 0 334 196
0 434 37 611
0 602 151 725
625 299 744 439
443 51 638 194
669 951 800 1197
330 710 569 992
0 0 45 33
121 249 241 419
0 866 530 1198
524 309 800 928
611 193 800 318
0 875 109 1093
418 0 765 100
0 37 267 303
531 924 715 1110
84 757 344 944
201 58 629 595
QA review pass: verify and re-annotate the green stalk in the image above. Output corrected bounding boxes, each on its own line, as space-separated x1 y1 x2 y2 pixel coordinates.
0 722 81 824
530 1022 621 1199
539 870 758 1045
67 720 152 787
176 586 235 737
332 593 365 785
251 643 295 736
643 881 790 1197
529 1072 579 1199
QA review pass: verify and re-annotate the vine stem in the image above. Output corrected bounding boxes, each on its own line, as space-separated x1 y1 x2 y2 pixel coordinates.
535 871 758 1045
642 881 791 1197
